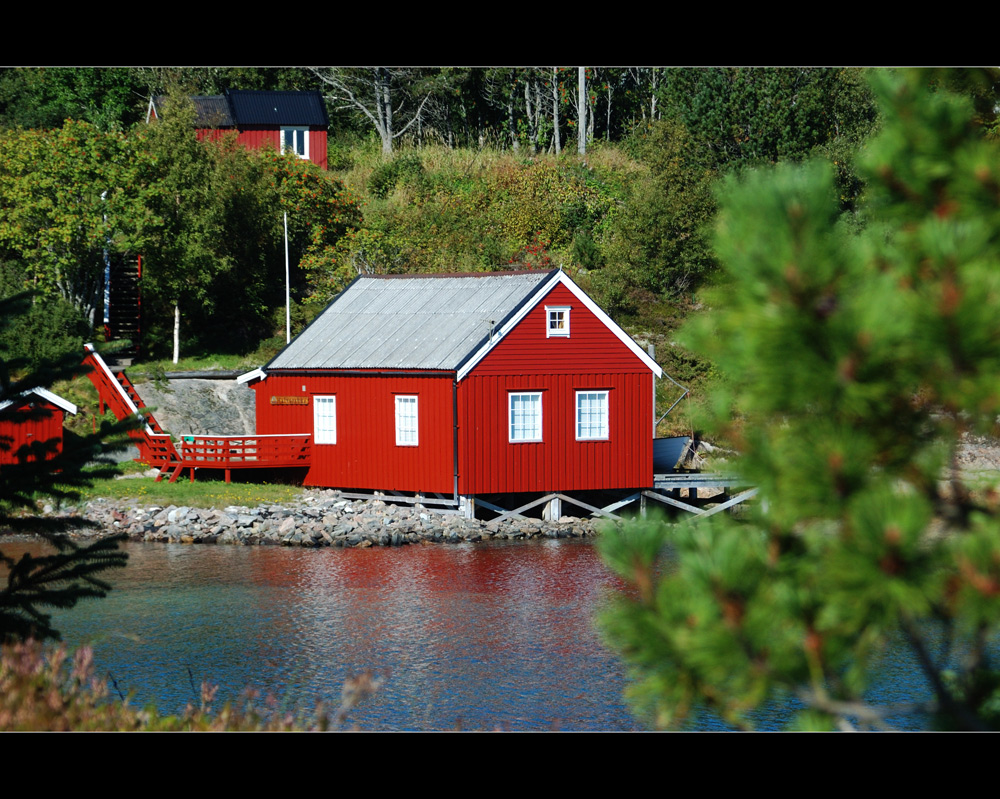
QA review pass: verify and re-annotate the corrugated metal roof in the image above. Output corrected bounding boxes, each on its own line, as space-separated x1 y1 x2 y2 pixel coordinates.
226 90 328 127
268 272 556 371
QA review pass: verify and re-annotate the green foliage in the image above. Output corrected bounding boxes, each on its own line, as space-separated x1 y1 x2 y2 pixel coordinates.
0 67 151 131
137 89 361 356
0 120 155 324
368 153 426 199
595 119 717 302
257 147 362 305
659 68 878 171
0 265 91 375
345 146 621 279
599 70 1000 730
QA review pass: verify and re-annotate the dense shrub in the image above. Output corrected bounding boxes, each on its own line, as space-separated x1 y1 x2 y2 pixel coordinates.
0 640 381 731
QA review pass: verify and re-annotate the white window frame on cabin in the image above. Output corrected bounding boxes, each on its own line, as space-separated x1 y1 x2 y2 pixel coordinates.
281 126 309 160
395 395 419 446
509 392 543 443
313 395 336 444
575 390 609 441
546 306 570 337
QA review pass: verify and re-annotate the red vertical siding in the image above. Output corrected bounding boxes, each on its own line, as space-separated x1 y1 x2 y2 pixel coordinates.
253 372 454 493
458 282 654 493
195 128 231 144
458 372 651 494
195 127 327 169
309 130 327 170
237 128 280 154
471 283 650 376
0 402 65 465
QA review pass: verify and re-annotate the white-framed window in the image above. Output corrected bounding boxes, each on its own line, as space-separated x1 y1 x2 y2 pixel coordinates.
509 392 543 442
281 126 309 159
313 395 336 444
546 306 570 337
395 395 418 446
576 390 609 440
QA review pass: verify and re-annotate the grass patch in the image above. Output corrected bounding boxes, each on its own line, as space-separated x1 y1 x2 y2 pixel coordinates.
48 468 307 510
129 352 258 378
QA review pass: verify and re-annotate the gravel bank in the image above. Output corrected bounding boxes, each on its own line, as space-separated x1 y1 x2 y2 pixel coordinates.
41 489 601 547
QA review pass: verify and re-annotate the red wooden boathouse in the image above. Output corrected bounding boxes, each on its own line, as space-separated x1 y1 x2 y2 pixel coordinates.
147 90 330 170
0 387 76 466
239 269 663 511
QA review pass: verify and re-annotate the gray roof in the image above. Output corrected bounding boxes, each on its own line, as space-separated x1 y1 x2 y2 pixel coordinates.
268 271 556 371
191 95 234 127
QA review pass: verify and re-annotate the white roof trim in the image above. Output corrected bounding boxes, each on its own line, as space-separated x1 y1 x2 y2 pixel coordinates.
456 271 663 381
555 272 663 378
236 367 266 385
0 387 77 416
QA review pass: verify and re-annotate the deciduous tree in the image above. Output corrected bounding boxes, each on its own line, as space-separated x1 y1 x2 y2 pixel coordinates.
0 121 153 326
313 68 430 155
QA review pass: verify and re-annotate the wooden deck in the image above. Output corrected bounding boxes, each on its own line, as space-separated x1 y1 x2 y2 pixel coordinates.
645 472 758 519
163 434 311 483
84 344 311 483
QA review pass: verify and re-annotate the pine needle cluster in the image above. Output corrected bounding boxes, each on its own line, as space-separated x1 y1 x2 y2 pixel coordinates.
599 69 1000 730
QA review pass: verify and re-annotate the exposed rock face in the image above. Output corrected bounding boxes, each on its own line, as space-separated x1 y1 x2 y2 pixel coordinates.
131 378 256 437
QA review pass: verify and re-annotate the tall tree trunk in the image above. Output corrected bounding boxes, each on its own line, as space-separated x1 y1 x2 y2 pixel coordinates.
525 77 538 155
577 67 587 156
650 68 659 121
587 85 595 142
508 88 519 151
172 302 180 365
552 68 561 155
606 81 612 141
375 68 393 154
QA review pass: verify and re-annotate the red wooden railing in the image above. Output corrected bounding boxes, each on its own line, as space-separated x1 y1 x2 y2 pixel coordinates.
84 344 311 483
83 343 179 469
174 434 311 483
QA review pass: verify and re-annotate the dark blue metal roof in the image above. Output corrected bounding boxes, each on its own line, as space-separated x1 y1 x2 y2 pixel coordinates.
225 90 329 127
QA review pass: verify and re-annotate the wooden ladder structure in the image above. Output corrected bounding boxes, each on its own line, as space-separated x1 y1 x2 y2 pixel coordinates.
83 343 181 478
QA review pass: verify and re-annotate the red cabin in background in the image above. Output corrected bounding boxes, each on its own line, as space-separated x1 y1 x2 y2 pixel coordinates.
239 270 663 510
147 90 329 170
0 388 77 466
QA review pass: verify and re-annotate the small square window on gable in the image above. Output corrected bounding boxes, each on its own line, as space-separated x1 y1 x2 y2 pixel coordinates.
281 127 309 159
546 306 570 337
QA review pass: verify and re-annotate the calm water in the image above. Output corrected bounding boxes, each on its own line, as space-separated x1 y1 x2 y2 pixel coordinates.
4 537 938 730
23 538 645 731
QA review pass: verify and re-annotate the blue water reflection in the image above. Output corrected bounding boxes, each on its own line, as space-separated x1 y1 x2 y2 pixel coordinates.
43 539 640 731
8 537 949 730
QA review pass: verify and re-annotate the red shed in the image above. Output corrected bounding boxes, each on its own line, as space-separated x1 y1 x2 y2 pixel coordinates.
239 270 662 512
147 90 329 170
0 387 77 466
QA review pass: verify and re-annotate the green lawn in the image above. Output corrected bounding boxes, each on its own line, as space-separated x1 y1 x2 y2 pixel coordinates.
52 465 308 509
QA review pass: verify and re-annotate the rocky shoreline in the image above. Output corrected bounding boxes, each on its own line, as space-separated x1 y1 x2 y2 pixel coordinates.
43 489 602 547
